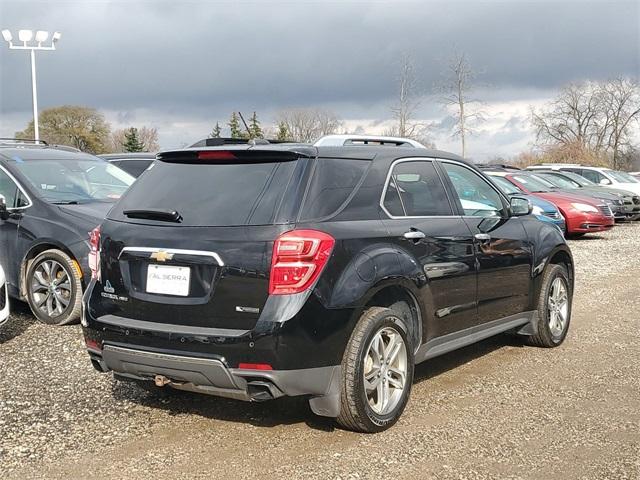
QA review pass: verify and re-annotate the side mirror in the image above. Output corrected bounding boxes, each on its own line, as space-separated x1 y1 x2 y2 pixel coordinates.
599 178 612 185
0 195 8 221
510 196 532 216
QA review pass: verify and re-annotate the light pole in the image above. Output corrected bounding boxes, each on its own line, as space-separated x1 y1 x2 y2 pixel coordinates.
2 29 61 141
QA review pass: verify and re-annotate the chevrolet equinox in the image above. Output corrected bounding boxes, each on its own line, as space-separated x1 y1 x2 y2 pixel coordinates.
82 137 574 433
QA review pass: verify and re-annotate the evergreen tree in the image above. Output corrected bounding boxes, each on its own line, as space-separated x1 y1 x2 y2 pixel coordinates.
209 122 222 138
248 111 263 139
228 112 242 139
122 127 145 152
276 121 291 141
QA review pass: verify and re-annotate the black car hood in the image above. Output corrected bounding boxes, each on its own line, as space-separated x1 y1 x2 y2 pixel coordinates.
57 202 114 226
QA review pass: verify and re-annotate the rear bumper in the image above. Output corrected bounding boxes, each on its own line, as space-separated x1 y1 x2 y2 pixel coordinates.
88 344 341 417
81 280 354 417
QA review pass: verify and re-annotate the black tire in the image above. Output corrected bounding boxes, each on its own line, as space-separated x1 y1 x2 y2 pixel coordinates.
567 232 585 239
25 249 83 325
336 307 415 433
528 264 572 348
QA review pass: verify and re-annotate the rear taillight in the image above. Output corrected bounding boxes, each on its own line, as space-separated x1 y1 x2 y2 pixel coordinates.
88 226 101 280
269 230 335 295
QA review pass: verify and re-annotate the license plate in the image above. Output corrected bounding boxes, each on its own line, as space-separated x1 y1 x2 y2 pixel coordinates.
146 265 191 296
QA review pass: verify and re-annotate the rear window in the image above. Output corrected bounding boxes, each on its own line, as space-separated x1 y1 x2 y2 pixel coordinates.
300 158 370 220
111 159 300 226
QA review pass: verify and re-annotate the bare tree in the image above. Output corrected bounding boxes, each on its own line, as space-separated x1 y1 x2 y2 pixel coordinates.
437 51 483 158
390 54 423 138
531 82 606 152
108 126 160 153
276 108 342 143
531 78 640 168
601 78 640 169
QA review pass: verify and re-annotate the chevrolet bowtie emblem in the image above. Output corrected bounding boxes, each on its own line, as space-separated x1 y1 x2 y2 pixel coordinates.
150 251 174 262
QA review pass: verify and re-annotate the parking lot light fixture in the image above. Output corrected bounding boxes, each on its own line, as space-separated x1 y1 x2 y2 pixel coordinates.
1 28 61 141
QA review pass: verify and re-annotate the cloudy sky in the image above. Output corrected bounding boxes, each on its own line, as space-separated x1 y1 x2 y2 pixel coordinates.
0 0 638 160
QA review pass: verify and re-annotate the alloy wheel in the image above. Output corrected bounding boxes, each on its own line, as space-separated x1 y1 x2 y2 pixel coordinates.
547 277 569 337
30 260 72 318
363 326 408 415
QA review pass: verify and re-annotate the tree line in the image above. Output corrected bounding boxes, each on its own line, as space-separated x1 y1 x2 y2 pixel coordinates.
15 105 160 154
13 55 639 169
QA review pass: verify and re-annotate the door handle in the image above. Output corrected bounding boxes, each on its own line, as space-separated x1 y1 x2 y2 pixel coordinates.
474 233 491 243
403 230 426 240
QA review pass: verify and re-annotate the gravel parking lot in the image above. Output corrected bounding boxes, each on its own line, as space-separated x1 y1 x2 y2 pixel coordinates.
1 223 639 480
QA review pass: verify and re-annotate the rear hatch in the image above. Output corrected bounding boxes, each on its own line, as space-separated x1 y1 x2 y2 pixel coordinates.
96 147 314 331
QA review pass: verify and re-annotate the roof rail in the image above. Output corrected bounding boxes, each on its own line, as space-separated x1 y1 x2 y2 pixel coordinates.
476 164 521 171
314 134 425 148
0 137 48 146
534 163 581 166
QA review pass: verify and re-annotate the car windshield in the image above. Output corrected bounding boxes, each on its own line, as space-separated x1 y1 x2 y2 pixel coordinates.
556 171 595 186
489 175 523 195
14 158 135 203
609 170 639 183
510 174 553 193
537 173 580 189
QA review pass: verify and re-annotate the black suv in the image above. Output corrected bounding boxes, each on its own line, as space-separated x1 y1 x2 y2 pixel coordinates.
82 139 574 432
0 140 135 325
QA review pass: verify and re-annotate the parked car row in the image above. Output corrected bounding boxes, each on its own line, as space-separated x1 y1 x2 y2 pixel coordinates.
3 135 635 433
478 164 640 237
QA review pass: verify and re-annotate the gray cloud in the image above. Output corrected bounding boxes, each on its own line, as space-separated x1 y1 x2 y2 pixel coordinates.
0 0 638 157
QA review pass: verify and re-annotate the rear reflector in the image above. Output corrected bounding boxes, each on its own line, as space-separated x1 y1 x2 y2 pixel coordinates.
88 226 101 281
197 150 237 161
238 363 273 371
85 338 102 352
269 230 335 295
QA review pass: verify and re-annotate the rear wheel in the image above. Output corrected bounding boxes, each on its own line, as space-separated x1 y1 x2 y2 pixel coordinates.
528 264 572 347
26 249 82 325
337 307 414 433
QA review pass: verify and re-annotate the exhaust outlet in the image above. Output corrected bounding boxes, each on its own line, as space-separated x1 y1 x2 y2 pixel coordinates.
154 375 171 387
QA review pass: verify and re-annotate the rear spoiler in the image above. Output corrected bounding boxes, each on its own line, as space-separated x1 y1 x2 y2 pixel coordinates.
157 146 317 163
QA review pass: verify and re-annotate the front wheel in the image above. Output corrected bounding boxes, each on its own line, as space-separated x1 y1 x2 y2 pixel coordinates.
26 249 83 325
337 307 414 433
528 264 572 347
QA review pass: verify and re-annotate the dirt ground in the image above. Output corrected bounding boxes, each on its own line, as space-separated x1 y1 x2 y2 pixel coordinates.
1 223 639 480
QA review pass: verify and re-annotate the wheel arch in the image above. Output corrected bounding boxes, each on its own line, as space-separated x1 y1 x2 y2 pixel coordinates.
19 240 83 299
352 280 424 352
531 244 574 309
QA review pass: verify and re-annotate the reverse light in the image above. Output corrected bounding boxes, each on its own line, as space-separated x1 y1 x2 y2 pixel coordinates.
238 363 273 371
88 226 101 280
571 203 598 213
269 230 335 295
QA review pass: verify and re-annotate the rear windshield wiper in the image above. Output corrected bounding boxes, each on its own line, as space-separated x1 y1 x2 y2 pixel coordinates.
123 209 182 223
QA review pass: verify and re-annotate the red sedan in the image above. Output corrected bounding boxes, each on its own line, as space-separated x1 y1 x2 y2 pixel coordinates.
487 171 615 237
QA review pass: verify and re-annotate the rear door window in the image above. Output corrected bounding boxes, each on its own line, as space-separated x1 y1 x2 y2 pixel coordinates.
300 158 370 220
112 158 301 226
382 160 453 217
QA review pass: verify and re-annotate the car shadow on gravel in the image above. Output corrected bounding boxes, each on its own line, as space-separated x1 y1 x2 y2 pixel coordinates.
0 300 35 344
108 333 525 433
109 377 336 432
413 333 524 385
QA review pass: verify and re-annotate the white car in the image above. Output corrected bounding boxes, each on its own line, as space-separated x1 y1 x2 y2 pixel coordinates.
527 164 640 196
0 264 9 326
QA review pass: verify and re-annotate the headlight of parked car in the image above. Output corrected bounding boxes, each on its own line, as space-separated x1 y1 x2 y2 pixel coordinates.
531 205 544 216
571 203 598 213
